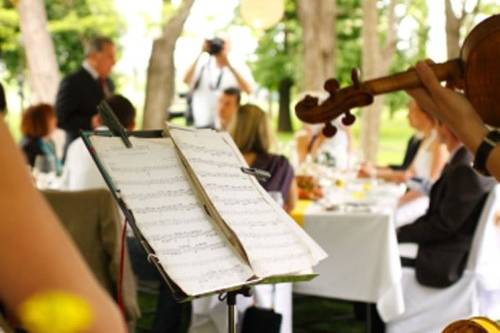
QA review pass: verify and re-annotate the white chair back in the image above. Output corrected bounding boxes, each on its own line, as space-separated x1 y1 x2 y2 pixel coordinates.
466 185 500 289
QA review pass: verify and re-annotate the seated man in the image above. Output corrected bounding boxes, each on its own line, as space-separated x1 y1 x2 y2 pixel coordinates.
398 120 496 288
61 94 135 190
217 87 240 130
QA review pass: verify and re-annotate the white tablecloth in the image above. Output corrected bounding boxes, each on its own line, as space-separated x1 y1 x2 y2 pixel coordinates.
294 195 405 322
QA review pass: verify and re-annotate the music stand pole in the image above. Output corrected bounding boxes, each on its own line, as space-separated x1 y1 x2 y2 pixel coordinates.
225 287 251 333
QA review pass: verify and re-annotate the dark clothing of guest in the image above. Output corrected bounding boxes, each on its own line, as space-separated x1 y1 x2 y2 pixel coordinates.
389 135 422 171
251 153 294 202
55 67 114 156
398 146 495 288
20 136 61 174
20 137 45 167
127 237 191 333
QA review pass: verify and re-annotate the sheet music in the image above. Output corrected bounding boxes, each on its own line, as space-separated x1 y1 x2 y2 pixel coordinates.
90 136 254 296
169 128 327 278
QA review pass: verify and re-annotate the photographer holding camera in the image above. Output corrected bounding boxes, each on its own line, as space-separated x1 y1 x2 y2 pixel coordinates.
183 37 254 129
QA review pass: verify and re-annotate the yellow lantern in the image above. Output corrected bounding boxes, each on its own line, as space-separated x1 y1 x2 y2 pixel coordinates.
241 0 285 30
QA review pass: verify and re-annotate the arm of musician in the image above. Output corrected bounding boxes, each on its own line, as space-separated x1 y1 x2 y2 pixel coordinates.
486 147 500 182
408 61 499 181
0 119 126 333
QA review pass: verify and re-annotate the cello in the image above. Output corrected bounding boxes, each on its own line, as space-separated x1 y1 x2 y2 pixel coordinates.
295 14 500 137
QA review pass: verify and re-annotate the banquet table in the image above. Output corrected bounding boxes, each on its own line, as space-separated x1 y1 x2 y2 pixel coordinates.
293 181 407 322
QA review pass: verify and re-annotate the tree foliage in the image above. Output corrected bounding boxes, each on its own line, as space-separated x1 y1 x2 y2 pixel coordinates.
250 0 301 92
386 0 429 113
0 0 124 82
335 0 362 87
250 0 431 115
0 1 22 81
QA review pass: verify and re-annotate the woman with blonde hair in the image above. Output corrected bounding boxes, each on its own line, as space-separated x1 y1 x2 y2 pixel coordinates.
231 103 298 212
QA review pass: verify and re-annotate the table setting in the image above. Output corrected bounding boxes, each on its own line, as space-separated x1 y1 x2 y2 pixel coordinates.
292 161 408 322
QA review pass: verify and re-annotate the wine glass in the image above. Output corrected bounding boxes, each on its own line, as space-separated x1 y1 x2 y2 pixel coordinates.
33 154 57 189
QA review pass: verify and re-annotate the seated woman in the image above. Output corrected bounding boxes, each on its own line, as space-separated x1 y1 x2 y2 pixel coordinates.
360 100 447 186
362 100 448 225
231 103 298 212
19 103 61 174
295 118 352 169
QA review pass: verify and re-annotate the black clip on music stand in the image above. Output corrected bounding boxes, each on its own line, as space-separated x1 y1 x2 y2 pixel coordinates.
218 287 252 333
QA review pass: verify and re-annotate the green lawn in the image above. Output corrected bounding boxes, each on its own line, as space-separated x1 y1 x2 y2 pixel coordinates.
135 291 368 333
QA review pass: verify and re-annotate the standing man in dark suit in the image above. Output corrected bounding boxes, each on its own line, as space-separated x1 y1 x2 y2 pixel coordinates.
55 36 116 158
398 120 496 288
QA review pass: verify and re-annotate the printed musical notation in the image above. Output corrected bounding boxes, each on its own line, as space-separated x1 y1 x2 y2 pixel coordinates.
170 129 317 277
90 136 253 296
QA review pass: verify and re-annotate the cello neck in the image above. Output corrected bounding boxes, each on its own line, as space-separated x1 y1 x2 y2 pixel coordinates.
363 59 463 95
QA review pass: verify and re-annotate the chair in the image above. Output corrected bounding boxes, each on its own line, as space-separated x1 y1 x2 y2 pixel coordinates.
388 185 500 333
42 189 140 325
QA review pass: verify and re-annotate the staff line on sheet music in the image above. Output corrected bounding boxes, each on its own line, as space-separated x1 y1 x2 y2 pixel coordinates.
148 230 218 243
124 188 194 200
155 240 227 256
109 163 179 173
175 140 234 158
116 176 186 186
134 203 199 214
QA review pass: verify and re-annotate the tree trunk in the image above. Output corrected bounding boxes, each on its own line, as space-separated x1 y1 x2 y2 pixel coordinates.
143 0 195 129
445 0 481 59
445 0 461 59
298 0 336 92
278 77 293 132
360 0 397 163
17 0 60 104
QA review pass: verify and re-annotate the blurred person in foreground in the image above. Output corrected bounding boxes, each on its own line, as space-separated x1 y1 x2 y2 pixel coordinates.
217 87 240 130
183 37 254 129
231 103 298 212
407 61 500 182
19 103 62 174
56 36 116 158
0 115 126 332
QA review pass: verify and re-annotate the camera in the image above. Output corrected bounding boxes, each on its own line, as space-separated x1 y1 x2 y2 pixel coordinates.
206 38 225 55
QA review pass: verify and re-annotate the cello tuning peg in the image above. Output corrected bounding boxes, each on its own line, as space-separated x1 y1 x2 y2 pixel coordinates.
322 122 338 137
324 79 340 95
302 95 319 108
342 111 356 126
295 94 319 114
351 68 361 89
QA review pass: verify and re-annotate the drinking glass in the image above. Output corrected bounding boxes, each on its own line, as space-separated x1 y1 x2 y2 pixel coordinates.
33 154 57 189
